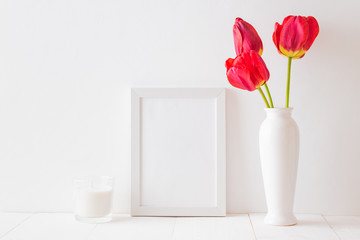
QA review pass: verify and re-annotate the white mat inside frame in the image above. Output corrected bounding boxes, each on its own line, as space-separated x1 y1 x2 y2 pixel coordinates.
131 88 226 216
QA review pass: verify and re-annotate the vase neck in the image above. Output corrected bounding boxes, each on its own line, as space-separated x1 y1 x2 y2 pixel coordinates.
264 108 293 118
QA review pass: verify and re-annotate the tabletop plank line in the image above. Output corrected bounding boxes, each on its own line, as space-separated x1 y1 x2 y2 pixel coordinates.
324 215 360 240
1 213 96 240
322 215 341 240
1 213 359 240
247 213 258 240
0 213 33 239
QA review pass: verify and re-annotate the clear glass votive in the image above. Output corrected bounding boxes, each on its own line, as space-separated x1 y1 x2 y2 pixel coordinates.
74 176 114 223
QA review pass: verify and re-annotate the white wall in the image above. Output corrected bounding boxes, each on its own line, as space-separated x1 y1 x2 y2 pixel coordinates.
0 0 359 215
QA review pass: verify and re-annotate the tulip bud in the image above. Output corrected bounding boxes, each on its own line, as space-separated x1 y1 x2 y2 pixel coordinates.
273 15 319 59
226 50 270 91
233 18 263 56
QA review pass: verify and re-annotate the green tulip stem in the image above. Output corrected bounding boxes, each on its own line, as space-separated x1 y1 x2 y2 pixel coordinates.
286 57 293 108
258 87 270 108
264 83 274 108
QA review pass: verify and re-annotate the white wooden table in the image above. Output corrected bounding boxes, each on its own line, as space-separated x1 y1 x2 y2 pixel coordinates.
0 213 359 239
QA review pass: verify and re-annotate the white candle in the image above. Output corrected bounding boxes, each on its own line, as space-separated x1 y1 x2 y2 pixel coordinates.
74 176 113 223
75 186 112 217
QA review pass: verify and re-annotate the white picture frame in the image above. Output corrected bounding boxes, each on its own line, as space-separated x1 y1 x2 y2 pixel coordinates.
131 88 226 216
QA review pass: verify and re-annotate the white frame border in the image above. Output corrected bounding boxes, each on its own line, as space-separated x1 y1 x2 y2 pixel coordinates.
131 88 226 216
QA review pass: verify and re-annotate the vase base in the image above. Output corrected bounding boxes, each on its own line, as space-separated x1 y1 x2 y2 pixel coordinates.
264 214 297 226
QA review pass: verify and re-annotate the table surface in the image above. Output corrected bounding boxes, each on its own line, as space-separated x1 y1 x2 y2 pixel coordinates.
0 213 359 239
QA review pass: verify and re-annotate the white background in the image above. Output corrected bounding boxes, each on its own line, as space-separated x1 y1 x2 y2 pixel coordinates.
0 0 359 215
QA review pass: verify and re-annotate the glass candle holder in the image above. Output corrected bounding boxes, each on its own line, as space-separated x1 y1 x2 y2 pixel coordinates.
74 176 114 223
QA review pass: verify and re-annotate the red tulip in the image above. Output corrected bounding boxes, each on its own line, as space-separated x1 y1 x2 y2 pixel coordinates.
233 18 263 56
226 50 270 91
273 15 319 59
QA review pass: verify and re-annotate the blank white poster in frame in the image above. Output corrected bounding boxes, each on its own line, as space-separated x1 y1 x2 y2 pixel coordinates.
131 88 226 216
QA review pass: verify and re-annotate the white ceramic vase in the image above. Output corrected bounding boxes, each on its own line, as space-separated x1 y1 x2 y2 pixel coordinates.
259 108 299 226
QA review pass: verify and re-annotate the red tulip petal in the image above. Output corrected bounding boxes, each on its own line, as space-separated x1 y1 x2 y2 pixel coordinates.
233 18 263 55
273 16 295 56
233 19 244 55
232 53 249 68
298 53 306 59
226 52 269 91
227 67 257 91
249 51 270 84
272 22 281 50
225 58 235 70
279 16 309 53
241 24 263 55
282 15 295 26
303 16 319 51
